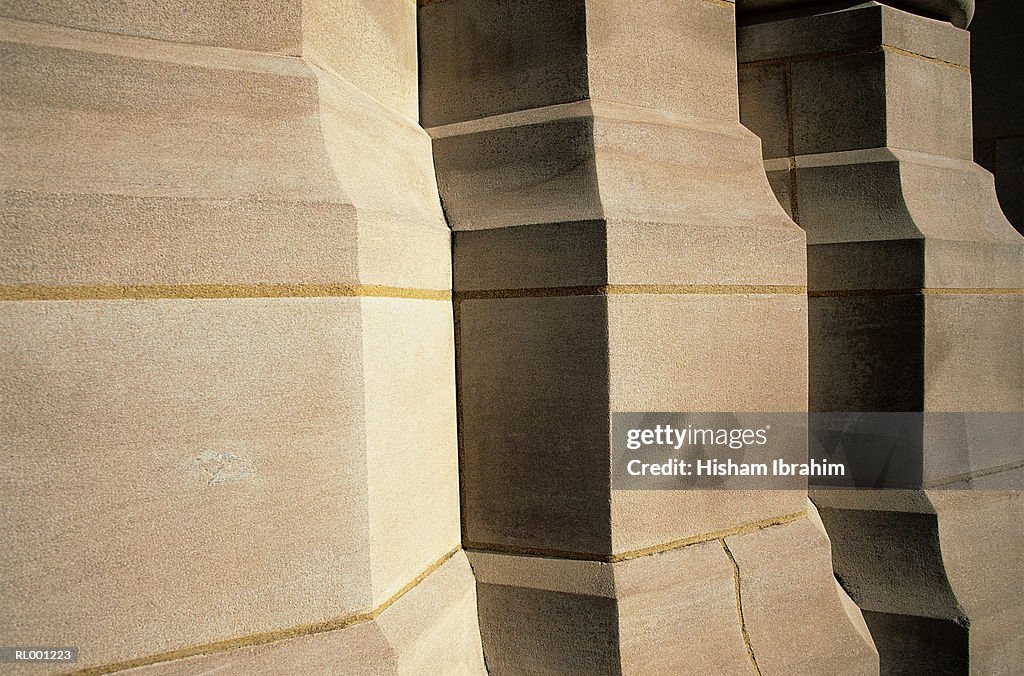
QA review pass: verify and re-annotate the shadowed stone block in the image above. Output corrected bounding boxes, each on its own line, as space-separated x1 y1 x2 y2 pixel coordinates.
814 490 1024 675
971 0 1024 233
737 0 975 29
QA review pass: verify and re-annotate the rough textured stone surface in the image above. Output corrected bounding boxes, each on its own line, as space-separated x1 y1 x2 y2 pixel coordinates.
469 543 751 675
2 299 365 664
0 298 468 670
0 0 303 54
458 294 611 554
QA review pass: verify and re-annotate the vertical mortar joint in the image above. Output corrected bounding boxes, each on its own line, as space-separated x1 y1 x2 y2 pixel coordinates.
721 538 763 676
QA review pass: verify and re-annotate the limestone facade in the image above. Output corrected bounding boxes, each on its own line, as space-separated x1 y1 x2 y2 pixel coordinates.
1 0 1020 674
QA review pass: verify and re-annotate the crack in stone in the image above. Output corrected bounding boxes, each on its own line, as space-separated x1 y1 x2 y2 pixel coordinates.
721 538 763 676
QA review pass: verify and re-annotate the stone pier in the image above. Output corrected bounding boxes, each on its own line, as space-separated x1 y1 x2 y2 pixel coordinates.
420 1 877 673
738 1 1024 672
1 1 483 673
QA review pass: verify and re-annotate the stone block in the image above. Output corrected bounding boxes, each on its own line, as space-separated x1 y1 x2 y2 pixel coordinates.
923 294 1023 414
807 240 925 291
591 111 788 231
738 3 969 64
886 51 973 160
808 295 925 412
121 552 486 675
453 221 608 292
0 0 303 54
880 3 970 64
430 115 602 231
0 24 450 290
362 298 462 606
457 295 611 555
791 51 887 155
458 290 813 557
604 218 805 287
816 488 1024 676
725 505 879 675
793 160 917 245
928 489 1024 674
795 154 1021 289
584 0 738 121
438 108 804 284
418 0 589 127
861 611 969 676
469 541 753 675
0 35 331 202
0 299 371 669
738 62 790 160
474 583 620 674
614 541 754 675
0 296 466 670
470 510 880 675
606 293 808 413
302 0 419 120
738 3 885 63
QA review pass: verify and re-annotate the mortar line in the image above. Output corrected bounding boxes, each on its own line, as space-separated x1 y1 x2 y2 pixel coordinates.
784 60 800 225
465 511 806 563
721 539 763 676
66 547 462 675
923 458 1024 489
454 284 806 301
740 44 967 72
809 287 1024 298
0 284 452 302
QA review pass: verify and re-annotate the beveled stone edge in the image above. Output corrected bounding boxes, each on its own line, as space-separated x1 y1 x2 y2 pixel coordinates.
0 16 309 78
